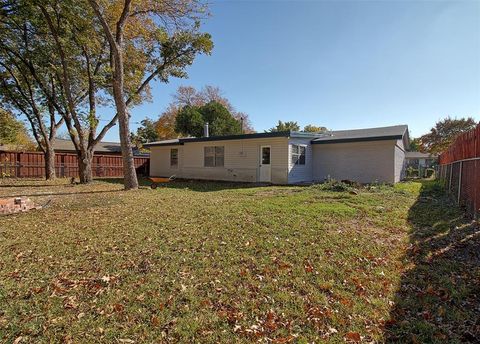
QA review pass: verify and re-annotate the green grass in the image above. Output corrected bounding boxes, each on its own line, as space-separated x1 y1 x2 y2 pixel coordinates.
0 178 477 343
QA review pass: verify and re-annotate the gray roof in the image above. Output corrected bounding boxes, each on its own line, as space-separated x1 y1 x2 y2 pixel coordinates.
54 139 122 153
144 125 409 147
405 151 438 159
311 125 408 144
144 131 295 147
53 139 148 156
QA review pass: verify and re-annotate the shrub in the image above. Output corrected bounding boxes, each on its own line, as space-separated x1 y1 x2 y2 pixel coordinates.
425 168 435 178
312 179 353 192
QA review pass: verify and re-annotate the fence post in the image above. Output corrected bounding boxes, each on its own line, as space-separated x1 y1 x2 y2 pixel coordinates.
448 163 453 193
15 152 20 178
457 160 462 204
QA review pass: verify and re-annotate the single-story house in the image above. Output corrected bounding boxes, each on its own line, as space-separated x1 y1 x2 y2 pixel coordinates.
144 124 410 184
405 151 437 169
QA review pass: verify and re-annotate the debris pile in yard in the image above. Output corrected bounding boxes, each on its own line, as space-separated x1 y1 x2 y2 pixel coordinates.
0 197 41 215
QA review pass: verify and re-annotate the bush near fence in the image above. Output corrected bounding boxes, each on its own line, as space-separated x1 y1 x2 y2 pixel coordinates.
437 123 480 218
0 151 149 179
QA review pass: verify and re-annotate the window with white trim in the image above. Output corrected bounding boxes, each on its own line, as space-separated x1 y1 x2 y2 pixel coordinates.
170 148 178 167
204 146 224 167
291 145 306 165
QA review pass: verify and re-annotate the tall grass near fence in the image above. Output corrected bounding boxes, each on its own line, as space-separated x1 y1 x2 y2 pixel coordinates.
438 124 480 218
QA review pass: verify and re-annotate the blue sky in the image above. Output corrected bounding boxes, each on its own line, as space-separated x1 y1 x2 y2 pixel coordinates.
102 0 480 142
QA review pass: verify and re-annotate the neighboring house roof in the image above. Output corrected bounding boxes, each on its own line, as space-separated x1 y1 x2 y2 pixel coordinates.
54 139 122 153
53 139 148 156
311 125 409 144
144 124 410 148
405 151 438 159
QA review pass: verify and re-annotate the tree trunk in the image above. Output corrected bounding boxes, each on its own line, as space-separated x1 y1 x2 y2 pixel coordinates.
111 54 138 190
117 108 138 190
78 150 94 184
44 145 56 180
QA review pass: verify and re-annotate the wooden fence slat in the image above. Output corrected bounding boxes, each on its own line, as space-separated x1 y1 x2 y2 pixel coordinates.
438 123 480 218
0 150 149 179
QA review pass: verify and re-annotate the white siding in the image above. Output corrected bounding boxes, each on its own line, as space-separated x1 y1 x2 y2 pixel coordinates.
149 146 183 178
394 139 406 182
312 140 397 183
149 137 289 184
287 138 313 184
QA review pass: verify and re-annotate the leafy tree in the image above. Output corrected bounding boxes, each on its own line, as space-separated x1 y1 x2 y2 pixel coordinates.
0 0 120 182
130 118 160 147
155 104 180 140
0 109 34 150
171 85 255 133
160 85 254 138
408 137 421 152
268 120 300 132
0 2 68 180
88 0 213 190
303 124 327 133
175 105 205 137
39 2 112 183
201 101 242 136
419 117 477 154
175 101 242 137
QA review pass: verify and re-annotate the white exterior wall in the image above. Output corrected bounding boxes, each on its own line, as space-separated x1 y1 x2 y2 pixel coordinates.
149 137 289 184
394 139 406 182
149 145 184 178
287 138 313 184
312 140 397 184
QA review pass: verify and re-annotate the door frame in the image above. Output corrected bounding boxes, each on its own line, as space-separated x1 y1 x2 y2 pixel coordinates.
259 145 272 182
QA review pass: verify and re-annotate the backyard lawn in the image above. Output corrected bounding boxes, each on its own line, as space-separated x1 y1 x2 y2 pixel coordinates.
0 179 478 343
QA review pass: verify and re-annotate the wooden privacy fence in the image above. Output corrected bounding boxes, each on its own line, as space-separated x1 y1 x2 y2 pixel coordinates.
0 151 149 178
437 124 480 218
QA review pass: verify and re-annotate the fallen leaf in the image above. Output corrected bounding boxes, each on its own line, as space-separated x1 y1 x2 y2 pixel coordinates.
344 331 361 342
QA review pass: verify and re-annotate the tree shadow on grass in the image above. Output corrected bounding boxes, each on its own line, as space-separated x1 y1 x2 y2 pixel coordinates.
96 177 275 192
385 181 480 343
0 189 124 199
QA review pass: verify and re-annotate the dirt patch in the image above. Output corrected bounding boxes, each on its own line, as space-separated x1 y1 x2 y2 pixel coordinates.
0 197 42 216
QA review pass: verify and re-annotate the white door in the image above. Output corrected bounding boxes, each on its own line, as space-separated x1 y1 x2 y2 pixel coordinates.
259 146 271 182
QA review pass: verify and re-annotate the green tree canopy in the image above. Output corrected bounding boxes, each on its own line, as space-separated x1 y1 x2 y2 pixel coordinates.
268 120 300 132
303 124 327 133
419 117 477 154
175 101 241 137
200 101 242 136
408 137 421 152
130 119 160 147
0 109 34 149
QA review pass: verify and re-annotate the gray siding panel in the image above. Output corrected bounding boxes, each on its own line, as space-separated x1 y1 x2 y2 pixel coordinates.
312 140 396 183
287 138 313 184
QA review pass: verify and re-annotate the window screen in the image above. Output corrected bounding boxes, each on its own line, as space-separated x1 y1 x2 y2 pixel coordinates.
204 146 224 167
291 145 306 165
170 149 178 167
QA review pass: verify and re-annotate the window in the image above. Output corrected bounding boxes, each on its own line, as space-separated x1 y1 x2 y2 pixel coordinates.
170 149 178 167
204 146 224 167
291 145 306 165
261 146 270 164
